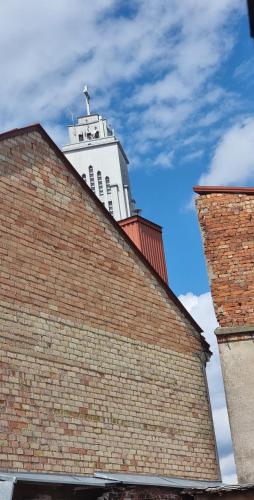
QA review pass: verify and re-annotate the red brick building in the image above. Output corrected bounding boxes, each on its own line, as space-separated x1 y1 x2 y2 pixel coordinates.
194 186 254 484
0 124 219 482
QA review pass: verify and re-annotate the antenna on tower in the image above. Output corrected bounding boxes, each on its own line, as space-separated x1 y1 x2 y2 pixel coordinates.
83 85 91 116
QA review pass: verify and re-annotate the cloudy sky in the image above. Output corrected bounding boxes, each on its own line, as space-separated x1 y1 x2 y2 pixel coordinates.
1 0 254 484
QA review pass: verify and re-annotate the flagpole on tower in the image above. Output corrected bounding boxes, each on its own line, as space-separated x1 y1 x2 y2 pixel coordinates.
83 85 91 115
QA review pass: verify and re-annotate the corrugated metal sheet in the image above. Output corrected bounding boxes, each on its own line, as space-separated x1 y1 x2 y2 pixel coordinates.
0 472 116 487
94 472 222 490
3 471 252 495
0 471 222 489
119 216 168 283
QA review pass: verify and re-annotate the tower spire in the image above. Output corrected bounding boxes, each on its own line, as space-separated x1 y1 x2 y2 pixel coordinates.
63 88 138 221
83 85 91 115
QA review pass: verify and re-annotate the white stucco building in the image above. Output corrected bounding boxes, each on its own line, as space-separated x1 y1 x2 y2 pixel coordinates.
62 87 137 221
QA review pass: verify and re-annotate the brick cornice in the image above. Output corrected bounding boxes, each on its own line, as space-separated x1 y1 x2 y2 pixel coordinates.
193 186 254 195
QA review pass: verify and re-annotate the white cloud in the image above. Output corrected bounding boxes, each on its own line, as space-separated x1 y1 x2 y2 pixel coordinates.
123 0 243 146
183 150 204 163
198 111 223 128
234 58 254 81
178 291 237 483
0 0 243 166
199 118 254 185
205 87 227 104
153 151 174 169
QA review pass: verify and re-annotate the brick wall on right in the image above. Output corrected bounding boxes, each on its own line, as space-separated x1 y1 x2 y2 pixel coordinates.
195 190 254 327
195 188 254 484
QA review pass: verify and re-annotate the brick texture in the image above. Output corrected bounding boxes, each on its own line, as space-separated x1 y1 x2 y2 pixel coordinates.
196 192 254 327
0 128 219 479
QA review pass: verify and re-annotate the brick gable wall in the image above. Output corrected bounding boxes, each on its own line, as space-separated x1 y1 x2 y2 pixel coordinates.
196 192 254 327
195 189 254 483
0 129 219 479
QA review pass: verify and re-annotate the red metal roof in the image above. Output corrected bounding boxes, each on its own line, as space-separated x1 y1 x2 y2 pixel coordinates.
121 215 162 231
119 215 168 284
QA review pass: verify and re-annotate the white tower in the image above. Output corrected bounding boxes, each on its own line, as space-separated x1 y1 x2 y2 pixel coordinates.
62 87 137 221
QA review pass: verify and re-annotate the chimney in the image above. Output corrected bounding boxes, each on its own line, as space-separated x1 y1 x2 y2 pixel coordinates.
194 185 254 484
119 215 168 283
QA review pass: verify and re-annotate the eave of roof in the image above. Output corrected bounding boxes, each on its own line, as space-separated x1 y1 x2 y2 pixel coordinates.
0 124 210 353
1 471 253 495
0 471 223 490
194 185 254 195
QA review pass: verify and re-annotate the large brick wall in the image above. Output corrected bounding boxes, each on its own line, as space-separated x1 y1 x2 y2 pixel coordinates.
0 127 219 479
195 187 254 483
195 189 254 327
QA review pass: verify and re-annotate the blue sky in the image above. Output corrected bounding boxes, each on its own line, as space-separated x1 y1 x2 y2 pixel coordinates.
1 0 254 484
123 7 254 296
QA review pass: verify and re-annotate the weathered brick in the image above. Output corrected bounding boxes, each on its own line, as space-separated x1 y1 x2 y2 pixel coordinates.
0 127 219 479
196 191 254 327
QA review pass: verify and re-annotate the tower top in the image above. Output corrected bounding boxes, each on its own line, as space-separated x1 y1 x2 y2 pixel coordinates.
83 85 91 116
62 86 138 220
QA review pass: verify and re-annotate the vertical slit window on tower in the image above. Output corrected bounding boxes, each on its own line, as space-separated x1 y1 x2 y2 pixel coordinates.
105 176 111 194
108 201 113 216
97 171 103 196
88 165 95 192
82 173 86 182
78 133 84 142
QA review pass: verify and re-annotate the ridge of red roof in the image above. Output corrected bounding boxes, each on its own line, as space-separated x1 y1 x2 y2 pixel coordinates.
194 185 254 195
119 215 163 232
0 124 209 350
